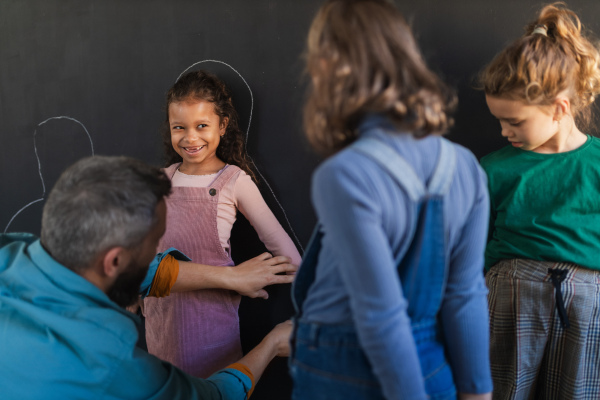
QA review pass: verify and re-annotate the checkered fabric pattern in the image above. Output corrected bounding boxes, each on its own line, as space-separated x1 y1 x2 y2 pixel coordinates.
486 259 600 400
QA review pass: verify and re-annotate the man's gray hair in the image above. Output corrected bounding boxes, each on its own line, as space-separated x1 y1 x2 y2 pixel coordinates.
41 156 171 272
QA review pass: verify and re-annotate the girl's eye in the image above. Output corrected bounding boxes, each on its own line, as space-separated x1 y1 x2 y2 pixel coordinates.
197 124 207 129
171 126 184 130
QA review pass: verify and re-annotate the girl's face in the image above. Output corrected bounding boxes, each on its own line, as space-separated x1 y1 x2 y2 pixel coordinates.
485 95 560 153
168 99 228 174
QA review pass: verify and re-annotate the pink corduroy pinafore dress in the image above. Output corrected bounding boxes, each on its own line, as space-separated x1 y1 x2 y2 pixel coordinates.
144 163 243 378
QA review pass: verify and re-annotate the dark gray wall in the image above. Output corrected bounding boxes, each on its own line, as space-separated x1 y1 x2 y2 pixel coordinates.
2 1 599 398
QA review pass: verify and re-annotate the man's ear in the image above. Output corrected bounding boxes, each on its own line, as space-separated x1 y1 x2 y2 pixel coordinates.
101 247 130 278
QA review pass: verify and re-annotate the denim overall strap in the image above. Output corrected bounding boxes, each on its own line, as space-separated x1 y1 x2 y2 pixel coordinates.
349 137 455 321
351 136 426 203
351 136 455 196
426 138 457 197
351 137 455 265
291 225 322 317
398 142 454 322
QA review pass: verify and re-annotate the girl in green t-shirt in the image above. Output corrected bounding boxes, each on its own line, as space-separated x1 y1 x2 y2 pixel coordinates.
479 3 600 399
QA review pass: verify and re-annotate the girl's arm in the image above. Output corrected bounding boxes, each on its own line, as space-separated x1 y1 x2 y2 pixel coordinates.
234 173 302 266
439 156 493 396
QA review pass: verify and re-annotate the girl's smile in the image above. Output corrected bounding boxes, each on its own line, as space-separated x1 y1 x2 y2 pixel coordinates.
169 99 228 175
182 145 205 154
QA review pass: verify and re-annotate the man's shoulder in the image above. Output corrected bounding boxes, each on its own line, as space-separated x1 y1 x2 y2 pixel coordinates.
0 233 39 273
0 232 38 247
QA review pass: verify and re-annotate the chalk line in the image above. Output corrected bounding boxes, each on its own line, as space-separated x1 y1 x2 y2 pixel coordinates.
178 60 303 252
4 116 94 233
3 199 45 234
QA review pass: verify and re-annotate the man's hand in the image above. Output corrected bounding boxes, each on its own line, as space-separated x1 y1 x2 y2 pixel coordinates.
236 320 293 382
172 254 298 298
228 253 297 299
263 319 293 357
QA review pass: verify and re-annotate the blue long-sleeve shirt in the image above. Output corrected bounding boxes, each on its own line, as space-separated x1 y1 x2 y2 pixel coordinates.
0 233 251 400
301 120 493 398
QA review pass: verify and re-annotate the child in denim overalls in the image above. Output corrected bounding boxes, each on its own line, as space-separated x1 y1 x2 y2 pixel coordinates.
289 1 493 399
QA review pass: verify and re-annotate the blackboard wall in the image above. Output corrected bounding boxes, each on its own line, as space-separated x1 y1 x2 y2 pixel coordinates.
2 1 599 398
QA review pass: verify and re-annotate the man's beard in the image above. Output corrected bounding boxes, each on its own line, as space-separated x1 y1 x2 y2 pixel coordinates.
106 260 148 308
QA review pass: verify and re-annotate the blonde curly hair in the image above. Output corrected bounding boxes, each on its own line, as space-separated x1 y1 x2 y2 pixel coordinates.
481 2 600 130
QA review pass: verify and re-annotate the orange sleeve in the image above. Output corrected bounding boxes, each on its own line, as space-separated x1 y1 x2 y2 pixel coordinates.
226 362 255 398
147 254 179 297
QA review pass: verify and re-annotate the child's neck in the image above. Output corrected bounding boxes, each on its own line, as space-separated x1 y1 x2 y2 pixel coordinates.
179 159 226 175
535 119 586 154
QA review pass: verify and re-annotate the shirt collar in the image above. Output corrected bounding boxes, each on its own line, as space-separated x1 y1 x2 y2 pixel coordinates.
28 239 128 313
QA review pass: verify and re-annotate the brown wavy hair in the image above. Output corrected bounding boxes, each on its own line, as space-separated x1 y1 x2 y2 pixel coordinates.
303 0 456 156
480 2 600 130
161 70 257 182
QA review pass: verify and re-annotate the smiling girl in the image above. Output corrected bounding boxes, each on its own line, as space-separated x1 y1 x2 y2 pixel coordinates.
143 70 301 378
480 3 600 399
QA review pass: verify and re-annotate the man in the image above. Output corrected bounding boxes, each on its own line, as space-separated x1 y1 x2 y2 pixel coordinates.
0 155 292 399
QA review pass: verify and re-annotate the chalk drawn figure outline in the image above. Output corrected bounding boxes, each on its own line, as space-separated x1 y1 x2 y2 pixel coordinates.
178 60 303 251
4 116 94 233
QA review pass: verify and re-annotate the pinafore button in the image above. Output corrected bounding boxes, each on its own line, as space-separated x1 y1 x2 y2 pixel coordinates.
209 188 217 196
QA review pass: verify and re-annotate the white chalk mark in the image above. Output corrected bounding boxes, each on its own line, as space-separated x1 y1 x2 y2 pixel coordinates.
178 60 303 252
4 116 94 233
3 199 45 234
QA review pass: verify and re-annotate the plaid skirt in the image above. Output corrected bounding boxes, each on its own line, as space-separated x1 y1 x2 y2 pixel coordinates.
486 259 600 400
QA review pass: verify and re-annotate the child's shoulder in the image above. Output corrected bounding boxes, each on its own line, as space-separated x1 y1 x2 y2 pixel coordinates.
480 146 519 171
588 134 600 149
162 163 181 177
226 165 257 190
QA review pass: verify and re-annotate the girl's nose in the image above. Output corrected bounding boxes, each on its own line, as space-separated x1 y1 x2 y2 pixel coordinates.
184 129 200 141
501 127 512 137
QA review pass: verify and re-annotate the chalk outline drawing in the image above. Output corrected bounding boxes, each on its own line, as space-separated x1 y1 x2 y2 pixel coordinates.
178 60 303 252
4 116 94 233
4 62 301 252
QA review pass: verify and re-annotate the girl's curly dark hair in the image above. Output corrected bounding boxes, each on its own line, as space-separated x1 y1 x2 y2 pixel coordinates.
161 70 257 182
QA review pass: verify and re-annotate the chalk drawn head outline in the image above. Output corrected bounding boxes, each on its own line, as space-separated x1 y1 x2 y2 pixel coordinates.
175 60 302 251
4 116 94 233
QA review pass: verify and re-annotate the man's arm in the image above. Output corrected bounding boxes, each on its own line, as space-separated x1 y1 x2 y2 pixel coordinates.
174 253 297 299
118 320 293 400
141 251 298 299
232 320 292 384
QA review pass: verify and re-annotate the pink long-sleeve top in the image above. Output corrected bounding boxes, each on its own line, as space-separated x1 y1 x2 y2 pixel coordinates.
171 166 302 266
